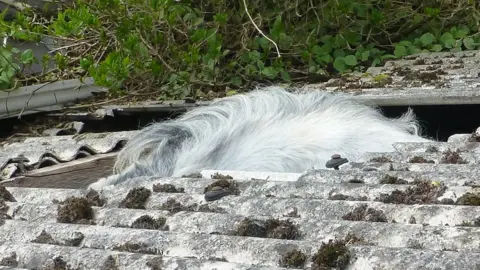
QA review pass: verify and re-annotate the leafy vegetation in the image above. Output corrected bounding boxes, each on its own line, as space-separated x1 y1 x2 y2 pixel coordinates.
0 0 479 99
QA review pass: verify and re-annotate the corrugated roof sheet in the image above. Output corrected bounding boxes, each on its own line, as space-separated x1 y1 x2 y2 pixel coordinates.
80 50 480 121
1 127 480 269
0 131 136 180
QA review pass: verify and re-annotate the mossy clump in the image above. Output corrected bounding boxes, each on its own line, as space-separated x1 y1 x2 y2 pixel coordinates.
31 229 58 245
102 255 119 270
412 58 426 65
204 179 240 195
375 179 446 205
57 196 94 224
131 215 168 230
279 249 307 268
152 183 185 193
440 150 467 164
233 218 299 240
46 256 68 270
0 186 16 202
112 242 158 255
181 173 203 178
457 219 480 227
369 156 392 163
329 194 368 201
456 193 480 206
146 257 164 270
85 189 106 207
342 204 387 222
158 198 197 214
408 156 435 164
404 71 440 83
372 74 393 87
211 173 234 180
312 239 351 270
379 174 408 185
119 187 152 209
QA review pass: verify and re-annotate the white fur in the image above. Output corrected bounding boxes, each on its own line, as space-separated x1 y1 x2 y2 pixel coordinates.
88 86 431 190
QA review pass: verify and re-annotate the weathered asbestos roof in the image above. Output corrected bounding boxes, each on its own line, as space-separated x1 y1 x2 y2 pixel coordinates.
1 128 480 269
310 50 480 106
71 50 480 121
0 131 135 181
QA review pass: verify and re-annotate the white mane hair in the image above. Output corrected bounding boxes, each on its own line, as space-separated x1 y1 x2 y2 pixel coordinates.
88 86 431 190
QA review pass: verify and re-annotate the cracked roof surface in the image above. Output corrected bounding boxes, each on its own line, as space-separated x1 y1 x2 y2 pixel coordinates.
1 128 480 269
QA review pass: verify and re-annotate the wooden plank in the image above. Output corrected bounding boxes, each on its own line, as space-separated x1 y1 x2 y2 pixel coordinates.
2 153 117 189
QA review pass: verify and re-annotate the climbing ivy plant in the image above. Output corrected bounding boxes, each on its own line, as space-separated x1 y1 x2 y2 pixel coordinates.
0 0 479 97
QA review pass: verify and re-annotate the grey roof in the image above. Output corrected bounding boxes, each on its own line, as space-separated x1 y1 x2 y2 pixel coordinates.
75 50 480 121
0 131 136 180
1 128 480 269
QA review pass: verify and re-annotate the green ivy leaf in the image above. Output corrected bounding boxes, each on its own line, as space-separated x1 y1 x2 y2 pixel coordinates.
213 13 227 26
440 33 455 48
230 77 242 86
431 44 443 52
333 57 346 72
361 50 370 61
344 55 357 66
333 49 345 58
261 66 278 79
463 37 475 50
394 45 407 58
420 33 435 46
451 25 470 39
20 49 34 65
280 70 291 81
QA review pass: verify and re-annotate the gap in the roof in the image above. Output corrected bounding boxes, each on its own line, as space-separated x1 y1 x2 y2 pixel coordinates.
380 104 480 142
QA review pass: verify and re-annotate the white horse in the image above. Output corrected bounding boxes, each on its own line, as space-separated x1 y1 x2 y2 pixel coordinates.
88 86 431 190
